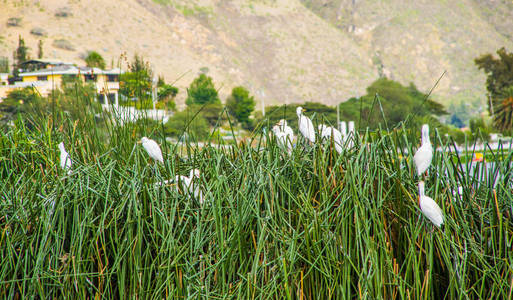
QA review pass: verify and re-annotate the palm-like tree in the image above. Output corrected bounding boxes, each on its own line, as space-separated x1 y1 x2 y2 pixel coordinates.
494 86 513 132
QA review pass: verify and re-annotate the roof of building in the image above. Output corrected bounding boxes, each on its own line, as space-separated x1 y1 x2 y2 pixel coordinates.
19 59 74 66
20 65 124 77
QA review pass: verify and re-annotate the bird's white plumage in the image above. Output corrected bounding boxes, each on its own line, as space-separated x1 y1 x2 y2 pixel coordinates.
296 107 315 143
418 181 444 227
58 142 72 174
140 137 164 164
272 119 294 153
347 121 355 148
176 169 204 204
340 121 347 141
413 124 433 176
318 124 343 153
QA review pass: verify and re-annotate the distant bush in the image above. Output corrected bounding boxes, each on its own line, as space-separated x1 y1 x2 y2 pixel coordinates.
7 17 22 27
186 74 220 106
164 109 210 140
30 27 47 37
84 51 106 69
55 7 72 17
226 86 255 125
53 39 75 51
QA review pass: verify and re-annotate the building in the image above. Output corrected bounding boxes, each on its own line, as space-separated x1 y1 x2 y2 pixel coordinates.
0 61 123 105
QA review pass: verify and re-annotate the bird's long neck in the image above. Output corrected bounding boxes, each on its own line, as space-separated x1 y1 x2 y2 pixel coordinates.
421 128 430 145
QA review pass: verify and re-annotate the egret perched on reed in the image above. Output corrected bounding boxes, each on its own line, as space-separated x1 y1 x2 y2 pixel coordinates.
272 119 294 153
418 181 444 227
139 137 164 164
318 124 343 153
176 169 204 204
296 106 315 144
340 121 347 142
347 121 355 148
413 124 433 176
58 142 72 174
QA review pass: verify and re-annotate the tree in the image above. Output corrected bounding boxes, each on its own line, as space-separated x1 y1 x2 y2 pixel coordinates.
164 109 210 140
37 40 43 59
226 86 255 124
84 51 106 69
157 82 178 111
119 54 152 103
14 35 29 74
493 86 513 132
0 57 8 73
186 74 220 106
0 87 42 124
475 47 513 116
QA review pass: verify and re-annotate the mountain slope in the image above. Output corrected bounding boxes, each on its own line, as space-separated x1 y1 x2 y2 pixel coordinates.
1 0 512 111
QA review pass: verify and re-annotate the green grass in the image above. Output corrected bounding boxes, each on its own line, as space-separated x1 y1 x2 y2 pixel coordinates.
0 106 512 298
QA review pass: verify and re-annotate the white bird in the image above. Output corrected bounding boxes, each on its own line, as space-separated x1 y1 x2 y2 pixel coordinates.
413 124 433 176
155 169 204 203
176 169 204 204
318 124 343 154
296 106 315 144
347 121 355 148
140 137 164 164
58 142 72 174
272 119 294 153
340 121 347 142
418 181 444 227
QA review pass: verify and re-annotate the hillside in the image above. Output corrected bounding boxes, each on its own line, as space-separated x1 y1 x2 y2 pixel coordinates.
1 0 513 113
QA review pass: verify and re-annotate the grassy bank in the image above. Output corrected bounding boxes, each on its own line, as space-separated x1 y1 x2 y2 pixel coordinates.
0 109 512 299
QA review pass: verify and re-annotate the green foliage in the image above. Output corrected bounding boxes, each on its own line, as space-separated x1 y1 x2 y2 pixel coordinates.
157 82 178 111
186 74 220 106
1 107 512 298
262 102 336 132
37 40 43 59
493 86 513 133
475 47 513 117
339 78 447 129
469 116 492 142
0 87 43 123
84 51 106 69
164 108 210 140
14 35 29 75
226 86 256 124
119 55 160 108
0 56 8 73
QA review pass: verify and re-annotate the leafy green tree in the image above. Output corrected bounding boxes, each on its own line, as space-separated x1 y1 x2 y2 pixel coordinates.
338 78 446 129
226 86 255 124
186 74 220 106
84 51 106 69
0 87 42 124
475 47 513 116
14 35 29 74
157 79 178 111
469 117 492 142
493 86 513 132
37 40 43 59
164 109 210 140
119 54 152 104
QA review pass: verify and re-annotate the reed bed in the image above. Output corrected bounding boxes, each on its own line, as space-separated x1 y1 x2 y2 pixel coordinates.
0 109 512 299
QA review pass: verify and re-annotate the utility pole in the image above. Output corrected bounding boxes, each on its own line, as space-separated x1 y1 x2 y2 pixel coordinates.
152 76 157 110
489 94 494 117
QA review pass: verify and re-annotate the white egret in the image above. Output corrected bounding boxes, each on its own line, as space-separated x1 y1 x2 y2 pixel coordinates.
418 181 444 227
318 124 343 154
272 119 294 153
156 169 204 203
140 137 164 164
347 121 355 148
176 169 204 204
296 106 315 144
58 142 72 174
340 121 347 142
413 124 433 176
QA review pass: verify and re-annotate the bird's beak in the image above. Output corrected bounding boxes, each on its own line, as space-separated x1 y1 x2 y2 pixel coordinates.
302 109 306 112
137 141 142 144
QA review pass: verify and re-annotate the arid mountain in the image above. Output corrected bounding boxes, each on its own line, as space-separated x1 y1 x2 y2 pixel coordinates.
1 0 512 112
